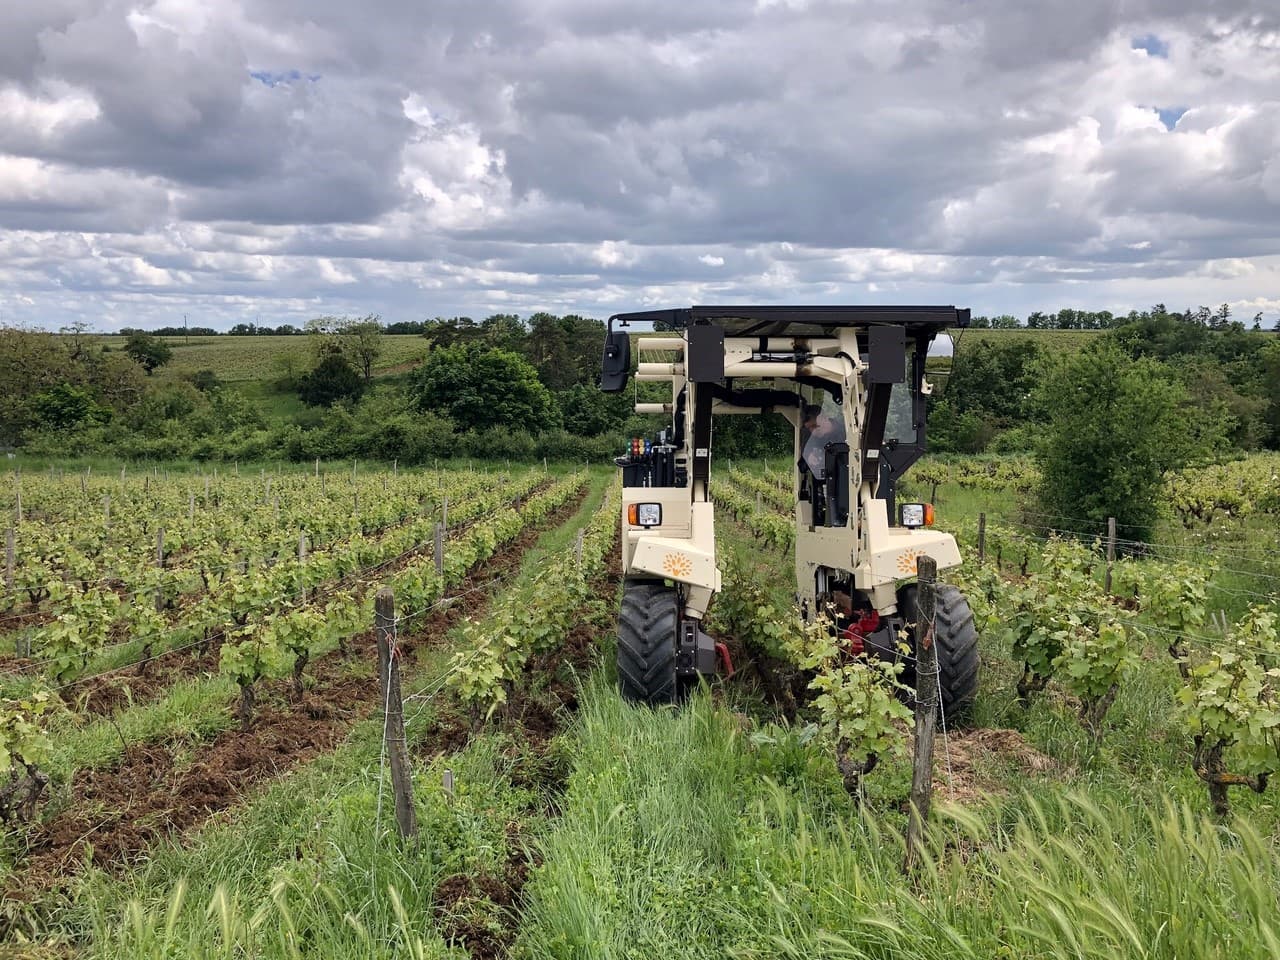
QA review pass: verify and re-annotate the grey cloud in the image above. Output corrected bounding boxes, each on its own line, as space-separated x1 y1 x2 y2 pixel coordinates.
0 0 1278 329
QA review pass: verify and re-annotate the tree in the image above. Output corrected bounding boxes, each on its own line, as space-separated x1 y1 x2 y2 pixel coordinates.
344 316 383 382
409 343 557 433
480 313 526 351
944 339 1045 426
124 333 173 373
297 346 365 406
305 314 383 380
1032 345 1230 540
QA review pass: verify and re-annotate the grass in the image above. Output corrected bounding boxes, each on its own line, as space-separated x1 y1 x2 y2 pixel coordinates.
516 676 1280 959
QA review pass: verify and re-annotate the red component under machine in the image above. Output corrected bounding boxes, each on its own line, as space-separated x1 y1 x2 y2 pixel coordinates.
842 610 880 656
715 641 735 677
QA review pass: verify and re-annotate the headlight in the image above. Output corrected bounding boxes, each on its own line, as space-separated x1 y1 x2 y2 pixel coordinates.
627 503 662 527
899 503 934 528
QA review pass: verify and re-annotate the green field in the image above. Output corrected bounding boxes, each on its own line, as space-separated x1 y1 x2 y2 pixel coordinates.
94 334 430 382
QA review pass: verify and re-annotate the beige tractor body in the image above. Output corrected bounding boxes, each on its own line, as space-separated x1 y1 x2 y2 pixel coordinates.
603 306 978 708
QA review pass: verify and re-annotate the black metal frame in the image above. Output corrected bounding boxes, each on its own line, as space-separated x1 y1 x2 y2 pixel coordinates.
609 304 969 337
604 304 963 519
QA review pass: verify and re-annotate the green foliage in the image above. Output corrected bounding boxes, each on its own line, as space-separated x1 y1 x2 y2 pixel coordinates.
554 383 631 436
124 332 174 373
932 338 1048 452
188 369 222 392
0 690 52 776
31 383 112 430
521 312 605 391
715 481 794 553
410 342 557 434
446 476 613 715
1053 621 1136 737
710 551 804 661
801 627 913 774
1179 606 1280 814
0 326 146 447
1033 344 1229 540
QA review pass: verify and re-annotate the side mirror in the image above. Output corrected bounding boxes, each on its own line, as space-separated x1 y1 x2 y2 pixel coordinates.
601 330 631 393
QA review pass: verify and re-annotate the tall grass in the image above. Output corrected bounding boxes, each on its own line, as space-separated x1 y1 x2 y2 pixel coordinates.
517 678 1280 959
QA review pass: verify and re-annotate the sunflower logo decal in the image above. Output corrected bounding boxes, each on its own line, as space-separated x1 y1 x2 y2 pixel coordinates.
662 553 694 578
896 549 926 575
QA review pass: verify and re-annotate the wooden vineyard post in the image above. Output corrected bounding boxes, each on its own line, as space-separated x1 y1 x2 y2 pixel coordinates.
315 457 320 477
154 529 166 613
442 496 448 533
8 527 26 658
189 492 195 520
977 512 986 565
1105 517 1117 594
298 534 308 603
904 554 938 876
575 529 585 565
103 495 111 529
375 589 417 839
434 523 444 579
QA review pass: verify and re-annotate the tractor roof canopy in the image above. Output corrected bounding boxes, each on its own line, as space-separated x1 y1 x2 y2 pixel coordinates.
607 305 969 338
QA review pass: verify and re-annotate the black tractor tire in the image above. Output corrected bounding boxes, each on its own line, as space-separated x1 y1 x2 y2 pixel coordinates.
899 584 980 723
617 579 680 705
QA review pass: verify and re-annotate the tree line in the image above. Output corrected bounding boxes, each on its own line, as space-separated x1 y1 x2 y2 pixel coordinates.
6 302 1276 480
971 302 1276 331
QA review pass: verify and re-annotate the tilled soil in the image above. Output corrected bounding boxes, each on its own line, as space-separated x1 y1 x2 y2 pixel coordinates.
6 484 587 905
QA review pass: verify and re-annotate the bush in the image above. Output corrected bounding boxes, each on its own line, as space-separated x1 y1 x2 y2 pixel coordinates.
30 384 110 430
123 333 173 373
927 398 998 453
189 369 221 392
298 351 365 406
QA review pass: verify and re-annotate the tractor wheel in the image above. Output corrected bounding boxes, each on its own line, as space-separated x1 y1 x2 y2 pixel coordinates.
899 584 980 723
617 579 680 705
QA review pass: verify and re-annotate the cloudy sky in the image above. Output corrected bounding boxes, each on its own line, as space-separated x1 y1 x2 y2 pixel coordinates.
1 1 1278 332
